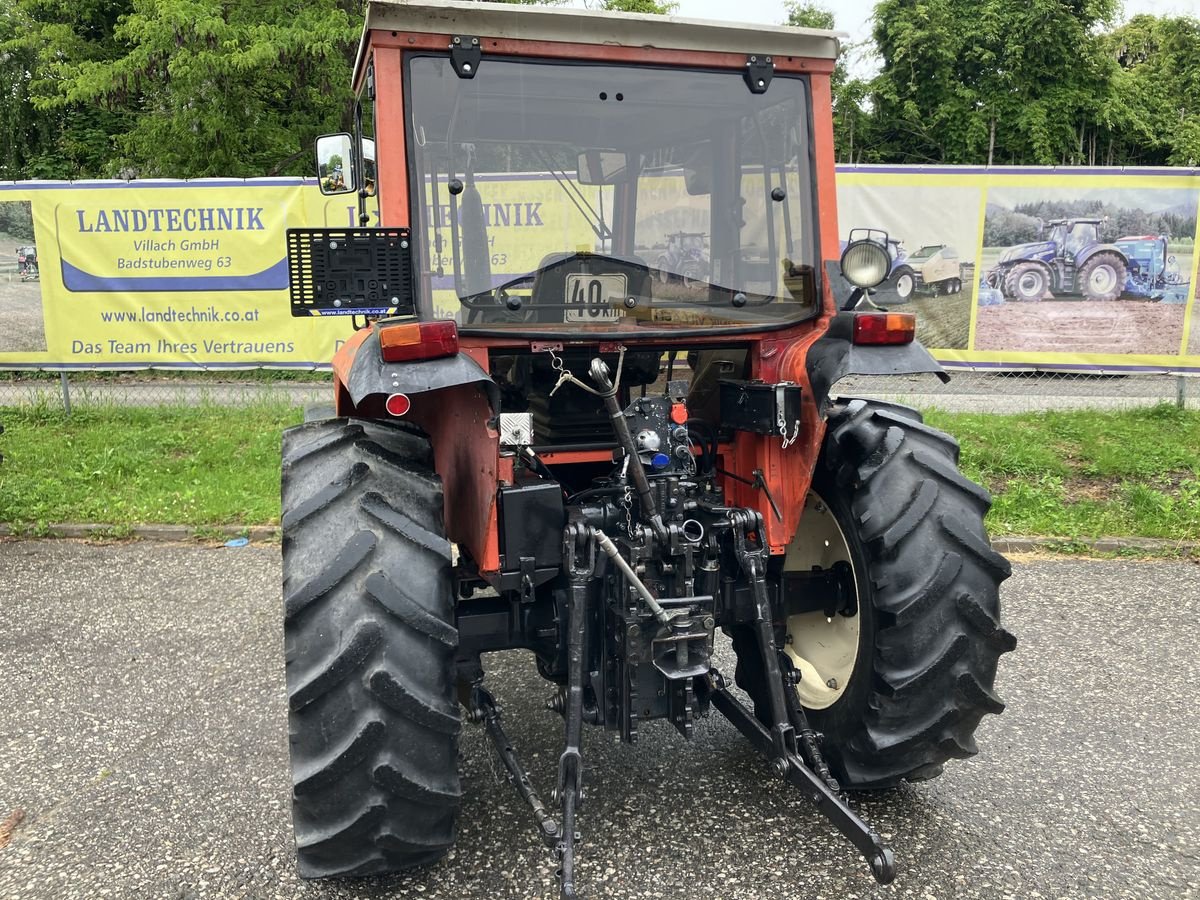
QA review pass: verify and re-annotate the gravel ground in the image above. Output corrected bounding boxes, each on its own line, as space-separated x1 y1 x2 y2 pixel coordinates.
0 541 1198 900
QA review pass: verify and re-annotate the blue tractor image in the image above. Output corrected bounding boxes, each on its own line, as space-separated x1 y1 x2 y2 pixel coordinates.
985 218 1129 302
1113 234 1189 302
877 237 914 300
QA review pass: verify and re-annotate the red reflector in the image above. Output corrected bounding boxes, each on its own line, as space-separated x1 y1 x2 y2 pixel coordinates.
852 312 916 345
670 402 688 425
379 320 459 362
385 393 411 417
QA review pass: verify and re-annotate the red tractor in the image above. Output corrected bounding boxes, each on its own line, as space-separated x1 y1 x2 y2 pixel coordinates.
281 3 1014 895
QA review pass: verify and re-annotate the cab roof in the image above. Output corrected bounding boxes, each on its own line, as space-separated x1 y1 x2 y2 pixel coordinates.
359 0 842 75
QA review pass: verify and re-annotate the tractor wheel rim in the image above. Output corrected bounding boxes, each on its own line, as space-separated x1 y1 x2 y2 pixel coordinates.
1090 265 1117 294
782 491 860 710
896 274 913 295
1019 272 1042 296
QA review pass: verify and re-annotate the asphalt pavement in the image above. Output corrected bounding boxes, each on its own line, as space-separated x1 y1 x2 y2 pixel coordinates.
1 541 1197 899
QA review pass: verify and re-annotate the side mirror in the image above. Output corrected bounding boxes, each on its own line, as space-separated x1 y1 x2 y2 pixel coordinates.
316 133 355 195
577 150 634 186
362 137 377 198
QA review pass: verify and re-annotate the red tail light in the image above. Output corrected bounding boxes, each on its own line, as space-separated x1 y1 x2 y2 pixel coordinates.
379 320 459 362
852 313 916 345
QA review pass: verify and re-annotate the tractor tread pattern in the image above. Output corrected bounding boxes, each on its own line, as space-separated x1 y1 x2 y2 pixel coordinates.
281 418 459 879
289 621 383 712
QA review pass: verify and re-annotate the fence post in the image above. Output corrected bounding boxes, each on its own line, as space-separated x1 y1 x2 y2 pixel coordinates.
1177 375 1187 411
60 371 72 417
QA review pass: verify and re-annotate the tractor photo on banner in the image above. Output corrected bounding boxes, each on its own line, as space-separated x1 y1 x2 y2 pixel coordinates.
976 183 1194 357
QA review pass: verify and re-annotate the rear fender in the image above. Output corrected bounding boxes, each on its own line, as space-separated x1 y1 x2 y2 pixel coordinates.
334 326 500 415
1074 243 1128 269
332 326 503 576
805 312 948 414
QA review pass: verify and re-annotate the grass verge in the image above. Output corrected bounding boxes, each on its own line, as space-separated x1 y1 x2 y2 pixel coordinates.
0 402 1197 544
0 400 302 529
925 403 1200 541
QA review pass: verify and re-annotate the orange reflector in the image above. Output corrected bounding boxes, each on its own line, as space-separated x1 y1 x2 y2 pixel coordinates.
852 312 916 346
379 320 459 362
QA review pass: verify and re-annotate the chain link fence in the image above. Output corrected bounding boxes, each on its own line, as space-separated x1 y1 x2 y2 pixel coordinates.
0 367 1197 414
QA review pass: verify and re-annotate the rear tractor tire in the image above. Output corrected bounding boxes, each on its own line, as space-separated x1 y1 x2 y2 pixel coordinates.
733 398 1015 789
281 417 461 877
1078 252 1127 302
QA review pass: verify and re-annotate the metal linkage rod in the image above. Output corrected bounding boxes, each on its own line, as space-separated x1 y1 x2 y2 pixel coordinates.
710 684 896 885
590 527 672 628
557 525 595 900
471 685 560 847
588 356 669 544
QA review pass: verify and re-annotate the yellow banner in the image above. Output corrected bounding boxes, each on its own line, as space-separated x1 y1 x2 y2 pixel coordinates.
1 168 1197 372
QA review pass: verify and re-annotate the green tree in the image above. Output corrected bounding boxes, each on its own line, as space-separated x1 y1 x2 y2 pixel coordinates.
586 0 677 13
868 0 1119 165
784 1 833 30
784 1 871 162
1097 15 1200 166
1 0 134 178
2 0 370 179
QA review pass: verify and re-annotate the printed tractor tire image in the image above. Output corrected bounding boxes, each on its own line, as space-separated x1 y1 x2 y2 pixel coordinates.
1078 252 1127 301
1003 262 1049 301
733 399 1015 789
889 266 915 303
281 418 461 878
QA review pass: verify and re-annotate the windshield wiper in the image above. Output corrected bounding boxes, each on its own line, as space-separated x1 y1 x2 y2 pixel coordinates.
533 147 611 243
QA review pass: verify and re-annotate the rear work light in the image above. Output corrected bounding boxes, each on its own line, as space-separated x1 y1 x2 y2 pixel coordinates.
379 320 459 363
852 312 916 346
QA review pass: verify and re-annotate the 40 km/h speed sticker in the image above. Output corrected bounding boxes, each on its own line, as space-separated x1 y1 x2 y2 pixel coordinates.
565 274 625 323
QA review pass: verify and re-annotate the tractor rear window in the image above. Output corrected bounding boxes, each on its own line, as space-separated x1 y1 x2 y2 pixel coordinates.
405 54 819 333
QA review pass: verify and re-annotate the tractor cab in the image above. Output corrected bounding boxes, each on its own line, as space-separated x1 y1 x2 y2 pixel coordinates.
1048 218 1101 261
312 6 834 333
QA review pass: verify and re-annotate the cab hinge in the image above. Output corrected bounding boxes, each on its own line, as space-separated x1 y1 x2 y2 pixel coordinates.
744 55 774 94
365 58 376 100
450 35 482 79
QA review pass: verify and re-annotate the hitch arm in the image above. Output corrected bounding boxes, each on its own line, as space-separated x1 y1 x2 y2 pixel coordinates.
556 524 594 899
470 684 560 848
710 686 896 885
725 512 895 885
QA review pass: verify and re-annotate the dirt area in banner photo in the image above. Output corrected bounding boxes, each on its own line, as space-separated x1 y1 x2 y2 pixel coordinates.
974 299 1187 355
0 230 48 354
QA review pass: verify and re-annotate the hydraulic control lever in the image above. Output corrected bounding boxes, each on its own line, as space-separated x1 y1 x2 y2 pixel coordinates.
589 356 669 544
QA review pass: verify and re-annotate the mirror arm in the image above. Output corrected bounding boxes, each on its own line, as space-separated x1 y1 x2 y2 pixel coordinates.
353 102 369 225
